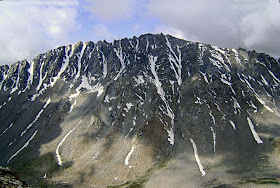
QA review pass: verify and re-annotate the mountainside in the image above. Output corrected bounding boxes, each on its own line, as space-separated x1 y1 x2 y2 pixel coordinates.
0 33 280 187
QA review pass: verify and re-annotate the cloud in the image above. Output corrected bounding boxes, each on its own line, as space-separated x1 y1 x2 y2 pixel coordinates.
92 25 118 42
154 25 199 42
84 0 137 21
147 0 280 56
240 0 280 56
0 0 79 65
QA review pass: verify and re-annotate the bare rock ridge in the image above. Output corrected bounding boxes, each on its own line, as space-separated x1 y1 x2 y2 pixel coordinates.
0 33 280 187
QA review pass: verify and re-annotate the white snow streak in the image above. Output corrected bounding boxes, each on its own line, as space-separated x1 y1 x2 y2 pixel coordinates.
200 72 209 84
20 98 51 137
198 44 206 65
231 97 241 115
26 61 34 89
165 36 182 85
210 127 216 152
101 51 108 78
268 69 280 84
7 130 38 163
149 55 175 145
220 78 236 95
0 123 13 136
247 117 263 144
31 45 74 101
260 75 269 86
232 49 241 65
146 38 149 51
114 43 126 81
124 145 135 168
74 43 86 80
36 61 47 92
190 138 206 176
241 74 279 116
209 111 216 125
10 65 20 95
56 120 82 166
229 120 236 130
50 48 72 87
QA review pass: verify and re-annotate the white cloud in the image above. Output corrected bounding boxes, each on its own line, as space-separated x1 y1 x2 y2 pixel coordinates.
84 0 137 21
240 0 280 56
147 0 280 56
92 25 118 42
0 0 79 65
154 25 199 42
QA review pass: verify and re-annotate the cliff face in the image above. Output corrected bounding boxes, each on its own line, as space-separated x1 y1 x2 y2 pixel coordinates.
0 34 280 187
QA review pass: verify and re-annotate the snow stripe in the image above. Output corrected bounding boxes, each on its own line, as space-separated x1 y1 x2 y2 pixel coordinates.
149 55 175 145
0 123 14 136
260 75 269 86
101 51 107 78
114 42 126 80
210 127 216 152
165 36 182 85
247 117 263 144
268 69 280 83
10 65 20 95
190 138 206 176
20 98 51 137
74 42 86 80
124 145 135 168
7 130 38 163
229 120 236 130
56 120 82 166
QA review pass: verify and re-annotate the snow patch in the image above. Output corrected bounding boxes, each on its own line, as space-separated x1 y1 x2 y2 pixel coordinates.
220 78 236 95
209 112 216 125
124 103 133 112
268 69 280 83
56 120 82 166
7 130 38 163
114 43 126 80
260 75 269 86
231 97 241 115
210 127 216 152
101 51 108 78
134 75 145 85
124 145 135 168
165 36 182 85
10 65 20 95
229 120 236 130
20 98 51 137
149 55 175 145
190 138 206 176
200 72 209 84
166 127 175 145
74 43 87 81
69 75 104 99
247 117 263 144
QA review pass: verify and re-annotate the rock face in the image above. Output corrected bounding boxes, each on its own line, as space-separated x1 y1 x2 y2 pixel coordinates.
0 34 280 187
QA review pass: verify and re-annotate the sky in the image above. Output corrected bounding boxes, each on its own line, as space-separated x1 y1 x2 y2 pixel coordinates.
0 0 279 65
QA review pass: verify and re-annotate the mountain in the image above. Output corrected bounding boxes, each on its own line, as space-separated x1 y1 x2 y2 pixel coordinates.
0 33 280 187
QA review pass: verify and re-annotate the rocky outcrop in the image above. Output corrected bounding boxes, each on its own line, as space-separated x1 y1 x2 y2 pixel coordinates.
0 167 28 187
0 34 280 187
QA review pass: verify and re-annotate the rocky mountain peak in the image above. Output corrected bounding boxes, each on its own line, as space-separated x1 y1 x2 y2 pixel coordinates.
0 34 280 187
